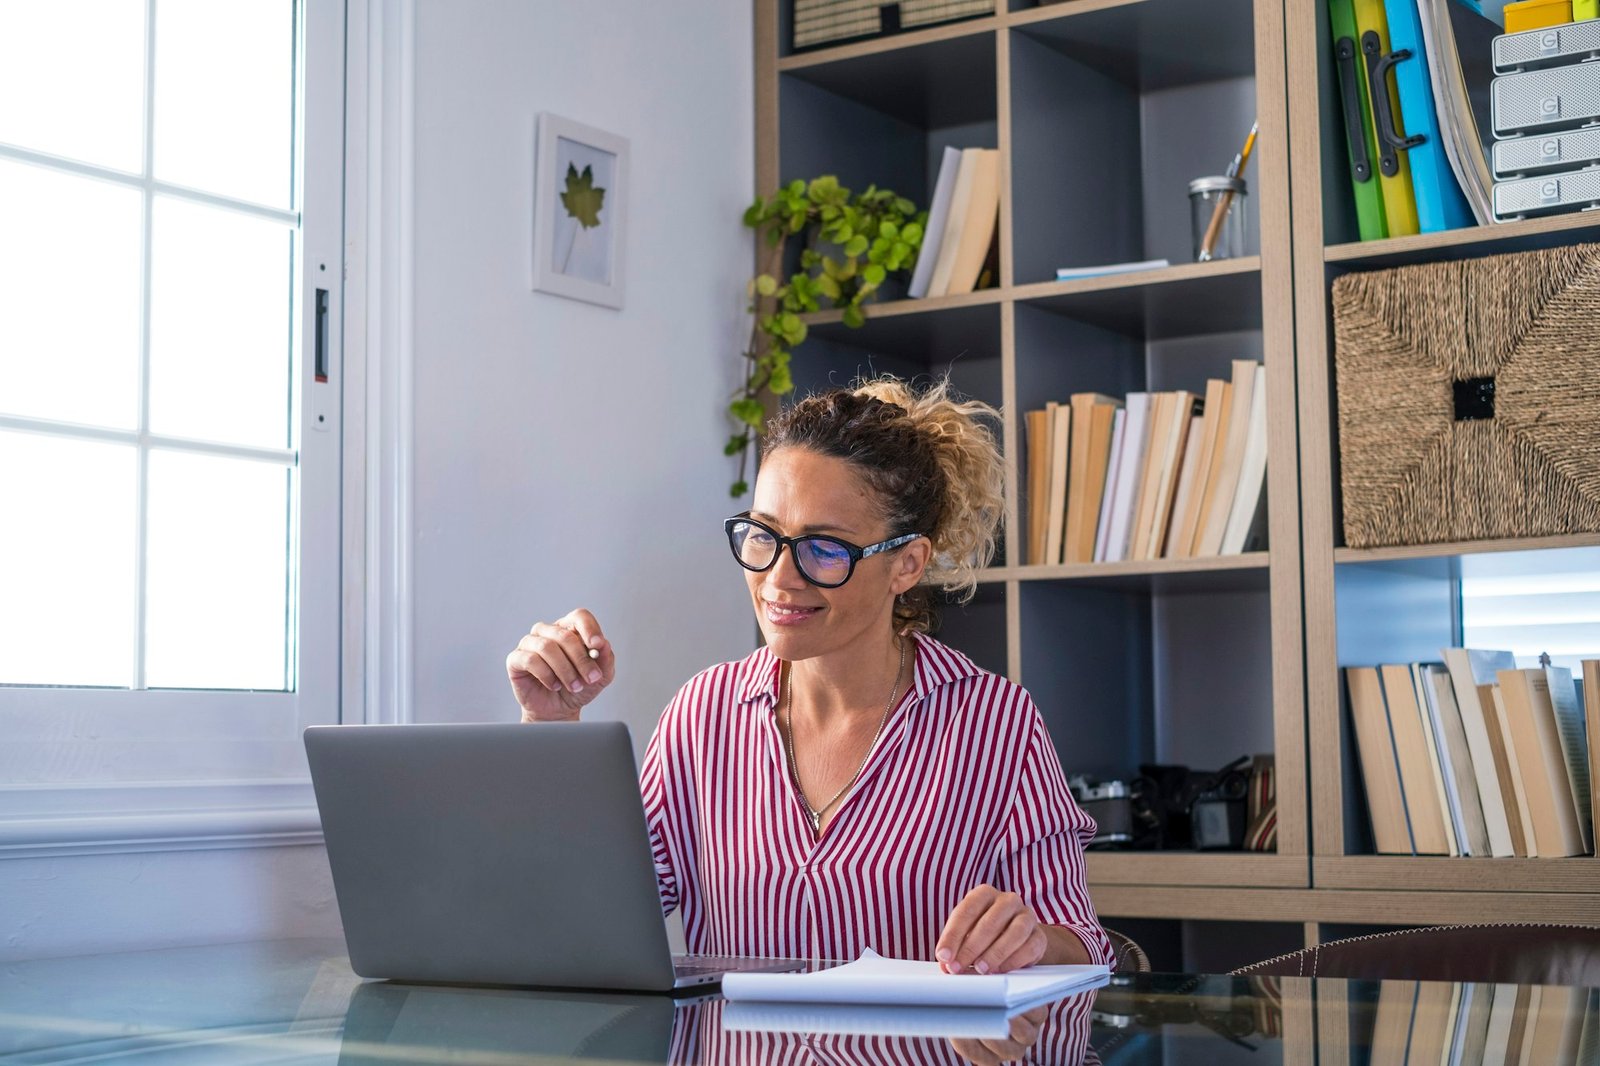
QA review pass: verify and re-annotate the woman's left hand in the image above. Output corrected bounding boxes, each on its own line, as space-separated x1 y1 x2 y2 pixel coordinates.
935 884 1047 975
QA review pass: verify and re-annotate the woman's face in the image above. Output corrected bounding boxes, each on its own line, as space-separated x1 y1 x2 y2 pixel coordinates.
743 447 929 663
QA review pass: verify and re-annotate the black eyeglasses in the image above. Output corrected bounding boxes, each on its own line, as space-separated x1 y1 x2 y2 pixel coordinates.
724 514 921 589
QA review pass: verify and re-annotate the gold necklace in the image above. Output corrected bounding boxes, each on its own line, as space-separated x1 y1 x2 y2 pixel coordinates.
784 639 907 834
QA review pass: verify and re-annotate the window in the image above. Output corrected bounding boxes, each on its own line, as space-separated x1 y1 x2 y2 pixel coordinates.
0 1 343 795
1460 547 1600 674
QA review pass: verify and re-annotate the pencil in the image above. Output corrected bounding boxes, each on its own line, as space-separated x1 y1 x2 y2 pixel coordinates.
1199 121 1258 262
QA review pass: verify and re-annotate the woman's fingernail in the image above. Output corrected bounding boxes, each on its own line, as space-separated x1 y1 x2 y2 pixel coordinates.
936 949 952 962
586 670 602 684
948 961 962 973
975 961 990 974
569 680 583 692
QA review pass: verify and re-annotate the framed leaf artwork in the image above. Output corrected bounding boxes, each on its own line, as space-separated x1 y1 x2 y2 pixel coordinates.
532 113 628 309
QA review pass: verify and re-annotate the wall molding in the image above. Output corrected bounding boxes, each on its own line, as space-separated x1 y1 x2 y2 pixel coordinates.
0 781 322 860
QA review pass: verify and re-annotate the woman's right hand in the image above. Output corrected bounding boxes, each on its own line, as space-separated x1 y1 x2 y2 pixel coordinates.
506 609 615 722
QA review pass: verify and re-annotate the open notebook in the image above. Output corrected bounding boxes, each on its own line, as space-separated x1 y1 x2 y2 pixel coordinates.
720 948 1111 1010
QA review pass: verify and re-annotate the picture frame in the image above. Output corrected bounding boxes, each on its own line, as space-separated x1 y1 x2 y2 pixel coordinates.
531 112 628 309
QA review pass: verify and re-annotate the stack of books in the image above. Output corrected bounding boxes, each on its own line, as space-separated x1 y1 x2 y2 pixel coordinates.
1023 361 1268 567
908 147 1002 299
1365 980 1596 1063
1346 651 1598 857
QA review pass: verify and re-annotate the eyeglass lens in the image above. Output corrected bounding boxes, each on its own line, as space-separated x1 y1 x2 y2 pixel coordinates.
729 520 853 587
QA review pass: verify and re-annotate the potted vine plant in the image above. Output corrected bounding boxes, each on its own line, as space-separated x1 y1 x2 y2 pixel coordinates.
726 176 927 496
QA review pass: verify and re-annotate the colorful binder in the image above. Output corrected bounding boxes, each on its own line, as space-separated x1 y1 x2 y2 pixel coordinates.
1384 0 1475 232
1330 0 1389 240
1353 0 1422 236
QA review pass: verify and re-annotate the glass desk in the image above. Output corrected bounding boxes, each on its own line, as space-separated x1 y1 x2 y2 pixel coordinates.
0 938 1592 1063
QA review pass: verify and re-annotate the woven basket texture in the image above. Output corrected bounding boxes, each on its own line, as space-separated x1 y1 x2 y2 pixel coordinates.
1332 244 1600 549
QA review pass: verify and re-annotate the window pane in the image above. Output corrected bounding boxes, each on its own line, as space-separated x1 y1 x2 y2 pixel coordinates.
145 450 291 690
153 0 295 209
0 159 143 428
148 196 293 448
1461 547 1600 674
0 0 145 171
0 431 137 687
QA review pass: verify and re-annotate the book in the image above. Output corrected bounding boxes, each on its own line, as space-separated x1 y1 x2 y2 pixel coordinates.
1424 665 1492 857
1101 393 1151 563
1043 402 1071 566
1488 683 1537 857
1053 258 1169 280
1407 979 1459 1066
945 149 1001 296
1064 394 1120 564
1441 648 1519 857
1370 980 1418 1066
1329 0 1389 240
1092 408 1127 563
908 147 962 299
1585 660 1600 851
1128 392 1177 561
719 948 1111 1009
1352 0 1420 237
1174 379 1230 557
926 149 981 298
1161 409 1207 561
1025 408 1050 566
1219 365 1268 556
1408 664 1461 855
1346 665 1414 854
1498 668 1587 857
1146 392 1198 559
1414 0 1500 226
1544 660 1592 853
1194 360 1258 556
1524 984 1589 1065
1380 663 1451 854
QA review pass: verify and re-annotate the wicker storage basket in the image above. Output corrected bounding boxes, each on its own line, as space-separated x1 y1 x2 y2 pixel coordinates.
792 0 994 51
1331 244 1600 549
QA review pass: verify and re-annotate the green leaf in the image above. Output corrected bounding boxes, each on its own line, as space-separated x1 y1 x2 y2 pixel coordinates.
559 164 606 229
769 365 793 393
817 274 841 301
833 223 853 243
879 220 899 239
863 263 886 286
844 234 869 258
730 398 765 428
724 433 748 457
755 274 778 296
787 179 805 196
842 304 865 329
742 202 764 227
730 480 749 498
901 222 923 245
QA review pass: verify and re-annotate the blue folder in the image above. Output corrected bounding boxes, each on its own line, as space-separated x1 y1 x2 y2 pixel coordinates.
1383 0 1475 233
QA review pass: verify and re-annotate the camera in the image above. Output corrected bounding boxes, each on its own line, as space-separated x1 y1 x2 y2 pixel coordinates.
1067 775 1161 850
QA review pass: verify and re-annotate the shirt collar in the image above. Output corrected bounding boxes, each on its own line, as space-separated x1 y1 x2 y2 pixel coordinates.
735 631 984 709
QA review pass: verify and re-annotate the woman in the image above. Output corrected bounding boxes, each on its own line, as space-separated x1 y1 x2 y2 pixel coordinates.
507 377 1112 973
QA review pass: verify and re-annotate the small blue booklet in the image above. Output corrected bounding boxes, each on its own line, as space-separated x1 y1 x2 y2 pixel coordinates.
719 948 1111 1009
1054 258 1170 281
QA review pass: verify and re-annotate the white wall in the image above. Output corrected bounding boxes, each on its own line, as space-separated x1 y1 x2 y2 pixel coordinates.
409 0 758 750
0 0 755 961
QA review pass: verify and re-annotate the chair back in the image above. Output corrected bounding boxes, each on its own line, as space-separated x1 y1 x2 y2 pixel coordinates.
1104 926 1151 974
1230 924 1600 985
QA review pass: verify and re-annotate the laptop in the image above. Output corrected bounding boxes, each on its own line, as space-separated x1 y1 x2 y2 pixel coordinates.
304 721 805 992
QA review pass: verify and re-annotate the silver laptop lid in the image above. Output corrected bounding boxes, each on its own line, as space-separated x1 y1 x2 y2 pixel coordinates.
305 721 678 991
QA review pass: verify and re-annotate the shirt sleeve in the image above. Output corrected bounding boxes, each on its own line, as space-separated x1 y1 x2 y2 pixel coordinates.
993 706 1116 968
638 685 697 919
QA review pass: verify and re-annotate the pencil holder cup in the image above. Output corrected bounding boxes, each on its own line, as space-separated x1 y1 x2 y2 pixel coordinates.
1189 176 1247 262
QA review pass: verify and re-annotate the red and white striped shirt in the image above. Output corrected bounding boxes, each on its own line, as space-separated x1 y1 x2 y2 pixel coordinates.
639 631 1113 966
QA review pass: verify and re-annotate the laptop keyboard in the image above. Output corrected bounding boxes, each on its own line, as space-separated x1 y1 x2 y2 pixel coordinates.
673 954 777 977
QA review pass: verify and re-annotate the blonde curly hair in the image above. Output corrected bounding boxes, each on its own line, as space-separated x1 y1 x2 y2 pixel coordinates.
761 375 1005 635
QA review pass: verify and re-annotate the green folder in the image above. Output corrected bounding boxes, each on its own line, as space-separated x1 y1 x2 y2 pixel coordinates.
1329 0 1388 241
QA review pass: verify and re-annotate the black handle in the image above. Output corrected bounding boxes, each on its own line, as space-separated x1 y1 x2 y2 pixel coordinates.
1362 31 1425 178
1335 36 1372 183
314 287 329 384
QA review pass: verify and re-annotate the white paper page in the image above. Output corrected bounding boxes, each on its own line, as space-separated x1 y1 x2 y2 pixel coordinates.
719 948 1110 1008
723 1001 1017 1039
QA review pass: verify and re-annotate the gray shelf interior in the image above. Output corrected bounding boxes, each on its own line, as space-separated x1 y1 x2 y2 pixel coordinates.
1022 266 1264 339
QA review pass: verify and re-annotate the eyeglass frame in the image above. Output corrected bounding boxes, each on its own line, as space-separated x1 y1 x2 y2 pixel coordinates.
723 513 923 589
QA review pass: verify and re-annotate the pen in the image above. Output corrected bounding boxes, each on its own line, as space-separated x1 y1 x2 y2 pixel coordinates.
1199 121 1258 262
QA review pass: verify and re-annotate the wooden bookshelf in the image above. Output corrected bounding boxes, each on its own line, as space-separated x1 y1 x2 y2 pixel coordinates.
1285 0 1600 936
758 0 1308 952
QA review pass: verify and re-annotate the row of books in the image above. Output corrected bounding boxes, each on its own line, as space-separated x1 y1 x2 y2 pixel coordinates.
1327 0 1498 239
1346 650 1597 857
1023 360 1268 567
1365 979 1596 1065
907 147 1001 299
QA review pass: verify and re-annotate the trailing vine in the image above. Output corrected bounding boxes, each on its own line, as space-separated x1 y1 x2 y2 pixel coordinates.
727 176 927 496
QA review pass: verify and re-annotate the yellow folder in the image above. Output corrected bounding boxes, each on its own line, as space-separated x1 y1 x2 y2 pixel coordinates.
1352 0 1419 237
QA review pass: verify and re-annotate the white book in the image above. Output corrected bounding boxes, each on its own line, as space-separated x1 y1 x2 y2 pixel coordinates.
723 1001 1020 1039
1544 662 1593 853
908 146 963 300
925 149 981 299
1413 664 1461 856
1054 258 1170 280
1092 408 1127 563
1425 664 1493 858
1481 984 1521 1066
1442 648 1520 858
1102 393 1151 563
1219 364 1268 555
720 948 1110 1009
